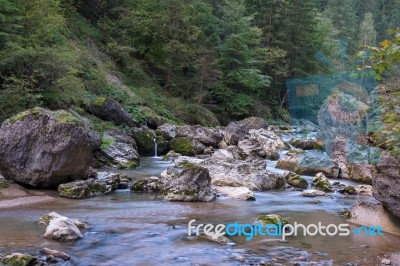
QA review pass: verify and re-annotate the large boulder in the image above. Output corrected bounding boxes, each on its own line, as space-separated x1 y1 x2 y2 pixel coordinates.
95 130 139 168
276 152 339 178
210 146 247 161
0 108 101 188
161 166 216 202
348 201 400 236
238 138 265 157
156 124 177 140
39 212 88 242
58 172 120 199
248 129 289 160
169 137 205 156
347 163 373 184
223 122 248 146
131 127 168 155
88 97 138 127
200 156 285 191
373 151 400 218
175 125 223 147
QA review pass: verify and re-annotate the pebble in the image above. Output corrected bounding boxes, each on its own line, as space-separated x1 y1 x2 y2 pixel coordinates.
381 258 391 265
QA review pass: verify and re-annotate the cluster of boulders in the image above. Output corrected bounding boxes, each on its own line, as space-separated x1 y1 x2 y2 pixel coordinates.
0 104 399 221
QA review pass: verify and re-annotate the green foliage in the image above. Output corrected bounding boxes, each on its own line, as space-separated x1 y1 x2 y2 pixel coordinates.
100 136 115 150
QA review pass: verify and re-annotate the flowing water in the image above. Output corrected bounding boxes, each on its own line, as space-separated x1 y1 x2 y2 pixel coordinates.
1 152 399 265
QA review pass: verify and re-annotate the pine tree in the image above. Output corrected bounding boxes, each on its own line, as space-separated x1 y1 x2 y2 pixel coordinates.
359 12 377 46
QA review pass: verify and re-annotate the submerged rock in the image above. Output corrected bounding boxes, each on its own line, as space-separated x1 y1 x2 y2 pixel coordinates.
283 172 308 190
161 166 216 202
39 212 88 242
0 107 101 188
58 172 120 199
255 214 288 226
215 186 256 201
95 130 139 168
302 190 326 197
88 97 138 127
131 176 161 192
1 253 37 266
312 173 333 192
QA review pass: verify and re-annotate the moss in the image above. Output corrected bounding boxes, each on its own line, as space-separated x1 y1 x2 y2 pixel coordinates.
0 181 9 189
117 159 139 169
343 185 356 195
1 253 37 266
38 214 51 226
92 96 107 107
256 214 288 226
170 137 193 156
6 107 42 124
100 136 115 150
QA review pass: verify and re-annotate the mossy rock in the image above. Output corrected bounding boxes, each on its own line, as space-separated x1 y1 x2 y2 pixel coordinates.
0 181 9 189
312 173 333 192
5 107 83 126
255 214 288 226
343 185 357 195
92 97 107 107
284 172 308 189
169 137 195 156
1 253 37 266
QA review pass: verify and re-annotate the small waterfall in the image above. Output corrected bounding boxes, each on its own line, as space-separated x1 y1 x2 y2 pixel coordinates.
153 138 158 157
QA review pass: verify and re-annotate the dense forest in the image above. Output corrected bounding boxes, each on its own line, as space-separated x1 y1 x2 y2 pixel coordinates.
0 0 399 126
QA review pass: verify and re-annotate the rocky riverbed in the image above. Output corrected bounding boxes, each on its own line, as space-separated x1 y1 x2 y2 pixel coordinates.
0 108 400 265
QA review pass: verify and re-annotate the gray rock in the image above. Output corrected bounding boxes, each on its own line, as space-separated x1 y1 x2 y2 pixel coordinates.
248 129 288 160
88 97 138 127
131 176 162 192
176 125 223 147
96 130 139 168
201 156 285 191
161 166 216 202
215 186 256 201
302 190 326 197
284 172 308 190
58 172 120 199
169 137 205 156
312 173 333 192
132 127 168 155
373 151 400 218
348 201 400 236
224 122 249 145
0 108 101 188
1 253 37 266
355 184 373 196
238 138 265 157
276 152 339 178
39 212 87 242
156 124 177 140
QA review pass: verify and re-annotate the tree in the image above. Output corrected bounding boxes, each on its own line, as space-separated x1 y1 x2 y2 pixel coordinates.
216 0 270 116
359 12 377 46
